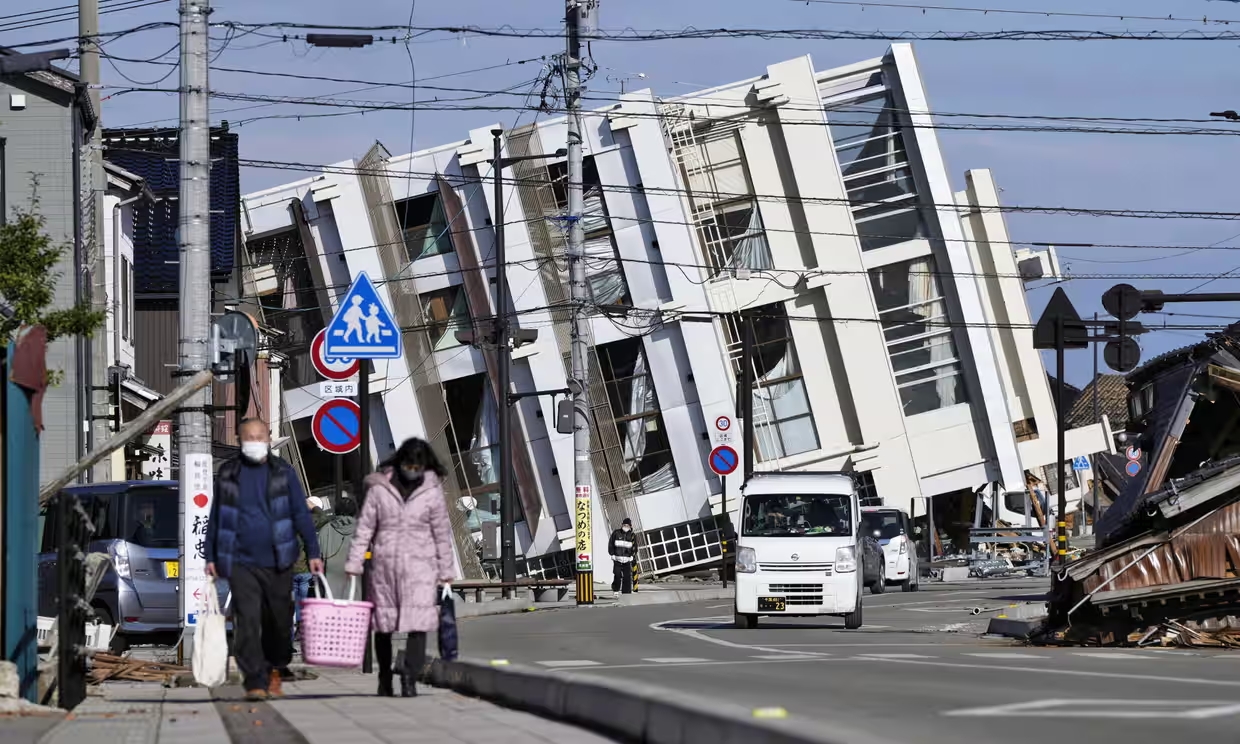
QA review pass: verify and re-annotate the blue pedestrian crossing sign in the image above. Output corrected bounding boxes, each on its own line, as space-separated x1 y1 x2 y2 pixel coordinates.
1071 455 1090 471
324 272 401 359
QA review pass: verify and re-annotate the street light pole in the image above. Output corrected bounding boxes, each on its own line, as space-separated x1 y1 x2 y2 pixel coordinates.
492 130 517 593
486 132 566 593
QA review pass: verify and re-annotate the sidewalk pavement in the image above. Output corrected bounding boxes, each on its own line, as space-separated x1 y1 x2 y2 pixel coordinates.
34 668 616 744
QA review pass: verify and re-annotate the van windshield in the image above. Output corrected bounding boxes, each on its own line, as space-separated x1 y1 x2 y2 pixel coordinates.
120 487 179 549
742 493 852 537
861 510 904 540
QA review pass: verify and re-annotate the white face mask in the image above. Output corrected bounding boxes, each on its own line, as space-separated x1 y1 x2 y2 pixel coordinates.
241 441 270 462
622 526 631 533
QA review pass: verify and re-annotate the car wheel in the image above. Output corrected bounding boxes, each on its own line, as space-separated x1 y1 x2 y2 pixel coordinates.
869 574 886 594
92 605 129 654
844 586 863 629
734 612 758 630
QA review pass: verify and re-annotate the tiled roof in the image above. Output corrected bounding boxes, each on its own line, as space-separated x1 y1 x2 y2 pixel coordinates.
101 126 239 294
1065 374 1129 430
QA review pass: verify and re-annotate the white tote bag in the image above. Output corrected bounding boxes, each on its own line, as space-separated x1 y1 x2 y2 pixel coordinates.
192 577 229 688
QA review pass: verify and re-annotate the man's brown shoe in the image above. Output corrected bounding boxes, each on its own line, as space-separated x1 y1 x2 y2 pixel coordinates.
244 689 269 701
268 670 284 698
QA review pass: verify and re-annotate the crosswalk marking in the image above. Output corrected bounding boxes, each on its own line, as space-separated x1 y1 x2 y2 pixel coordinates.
964 652 1043 659
642 657 711 664
535 660 603 668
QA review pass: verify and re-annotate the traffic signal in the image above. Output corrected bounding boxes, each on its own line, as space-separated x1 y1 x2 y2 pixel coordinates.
1101 284 1147 372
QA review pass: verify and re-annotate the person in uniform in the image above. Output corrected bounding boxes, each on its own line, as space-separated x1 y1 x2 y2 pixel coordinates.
608 517 637 594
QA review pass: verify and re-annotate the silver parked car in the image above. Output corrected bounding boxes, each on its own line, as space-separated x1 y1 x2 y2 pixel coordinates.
39 481 183 652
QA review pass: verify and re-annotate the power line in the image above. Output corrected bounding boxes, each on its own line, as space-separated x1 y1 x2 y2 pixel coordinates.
786 0 1240 25
97 73 1240 138
226 155 1240 223
0 0 169 35
216 21 1240 43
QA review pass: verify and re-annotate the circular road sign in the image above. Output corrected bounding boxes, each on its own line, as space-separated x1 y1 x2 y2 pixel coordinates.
1125 445 1142 461
715 415 732 432
709 445 740 476
311 328 361 381
312 399 362 454
1125 460 1142 477
1102 283 1143 321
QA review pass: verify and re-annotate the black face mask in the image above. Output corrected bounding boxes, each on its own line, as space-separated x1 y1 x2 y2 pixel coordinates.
398 467 425 489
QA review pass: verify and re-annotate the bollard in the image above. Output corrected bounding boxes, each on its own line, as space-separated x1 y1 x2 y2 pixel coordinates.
632 563 639 593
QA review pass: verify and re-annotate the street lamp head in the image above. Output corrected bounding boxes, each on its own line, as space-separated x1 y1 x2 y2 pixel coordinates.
1210 110 1240 121
553 148 568 158
491 128 504 138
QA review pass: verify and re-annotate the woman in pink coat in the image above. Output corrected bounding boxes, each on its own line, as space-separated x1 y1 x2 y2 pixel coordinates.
345 438 455 697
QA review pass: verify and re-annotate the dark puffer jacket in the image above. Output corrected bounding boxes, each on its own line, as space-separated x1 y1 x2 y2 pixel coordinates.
204 456 319 579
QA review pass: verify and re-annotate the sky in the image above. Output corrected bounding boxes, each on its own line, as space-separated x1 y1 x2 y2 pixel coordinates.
4 0 1240 387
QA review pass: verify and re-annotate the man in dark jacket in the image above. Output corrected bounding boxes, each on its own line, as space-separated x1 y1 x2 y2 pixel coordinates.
205 418 322 700
608 517 637 594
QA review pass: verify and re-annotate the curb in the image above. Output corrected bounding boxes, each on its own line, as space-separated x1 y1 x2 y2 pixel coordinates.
425 658 850 744
614 587 734 607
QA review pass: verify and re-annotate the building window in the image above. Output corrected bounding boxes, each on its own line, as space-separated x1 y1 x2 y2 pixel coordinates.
869 256 968 416
854 471 880 506
826 92 928 251
419 285 469 350
724 304 820 461
548 159 630 306
395 192 453 260
673 125 773 273
121 256 131 341
444 374 522 533
597 337 678 495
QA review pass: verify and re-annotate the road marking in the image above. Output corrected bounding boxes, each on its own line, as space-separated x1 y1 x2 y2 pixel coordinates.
535 660 602 668
863 656 1240 688
945 698 1240 720
651 617 828 657
765 642 975 648
856 653 935 659
964 652 1042 659
546 657 841 672
1071 652 1160 659
706 604 731 609
642 657 711 664
750 654 821 660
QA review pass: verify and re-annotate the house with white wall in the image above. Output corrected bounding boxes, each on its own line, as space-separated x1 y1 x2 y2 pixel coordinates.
241 43 1109 579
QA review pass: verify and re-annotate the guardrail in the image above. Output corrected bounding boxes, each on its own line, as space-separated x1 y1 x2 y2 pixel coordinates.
423 657 849 744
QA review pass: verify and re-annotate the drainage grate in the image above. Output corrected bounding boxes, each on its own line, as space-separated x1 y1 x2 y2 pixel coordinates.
214 693 309 744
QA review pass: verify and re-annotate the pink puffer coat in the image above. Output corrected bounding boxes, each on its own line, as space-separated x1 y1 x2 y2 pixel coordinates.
344 469 456 634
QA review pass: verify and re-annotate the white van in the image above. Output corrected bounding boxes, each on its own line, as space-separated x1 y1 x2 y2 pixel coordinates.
861 506 921 592
734 472 880 630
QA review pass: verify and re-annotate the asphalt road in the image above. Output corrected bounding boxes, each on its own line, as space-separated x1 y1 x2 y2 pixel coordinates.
458 581 1240 744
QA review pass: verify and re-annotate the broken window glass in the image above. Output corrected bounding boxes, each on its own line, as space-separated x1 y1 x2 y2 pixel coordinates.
724 304 820 461
395 191 454 260
869 256 968 415
444 374 521 533
598 338 678 495
674 125 774 273
419 285 470 350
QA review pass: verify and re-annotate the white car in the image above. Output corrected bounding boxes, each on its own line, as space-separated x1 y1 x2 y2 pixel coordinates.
860 506 920 592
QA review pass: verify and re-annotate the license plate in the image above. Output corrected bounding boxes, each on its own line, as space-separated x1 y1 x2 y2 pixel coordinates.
758 596 786 612
164 561 179 578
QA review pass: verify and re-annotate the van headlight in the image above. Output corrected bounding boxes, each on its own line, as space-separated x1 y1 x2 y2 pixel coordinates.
835 546 857 573
736 546 757 574
111 543 131 579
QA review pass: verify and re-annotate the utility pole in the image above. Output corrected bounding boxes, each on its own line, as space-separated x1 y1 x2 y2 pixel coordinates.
1090 312 1100 535
176 0 213 662
566 0 598 606
80 0 111 482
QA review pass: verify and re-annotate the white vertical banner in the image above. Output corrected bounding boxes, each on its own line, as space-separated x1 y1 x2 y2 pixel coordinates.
182 453 213 627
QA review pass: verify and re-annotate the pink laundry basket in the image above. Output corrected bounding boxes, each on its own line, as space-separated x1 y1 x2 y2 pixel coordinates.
300 575 373 668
